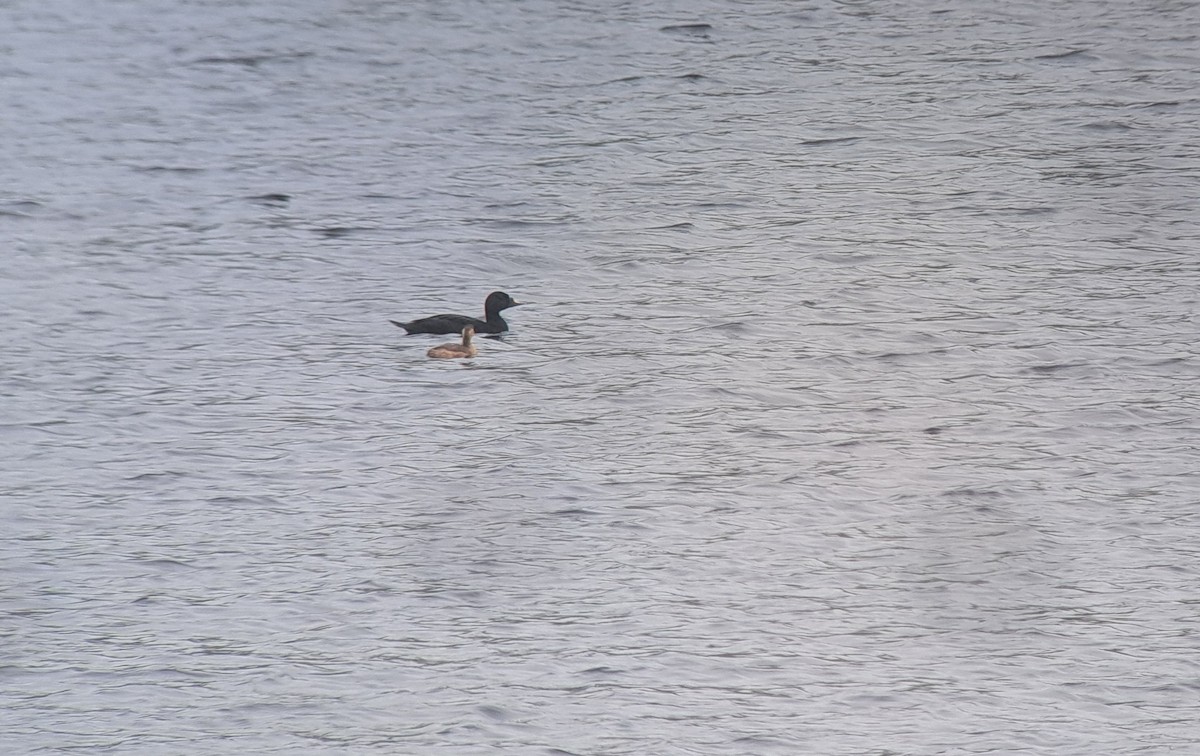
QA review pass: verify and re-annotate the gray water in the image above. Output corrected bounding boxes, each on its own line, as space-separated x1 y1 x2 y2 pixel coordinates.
4 0 1200 753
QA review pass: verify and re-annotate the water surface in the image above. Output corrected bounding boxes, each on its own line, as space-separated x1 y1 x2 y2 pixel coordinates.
3 0 1200 753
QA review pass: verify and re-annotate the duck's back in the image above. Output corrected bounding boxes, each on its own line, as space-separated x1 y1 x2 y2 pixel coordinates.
427 343 478 359
392 314 503 335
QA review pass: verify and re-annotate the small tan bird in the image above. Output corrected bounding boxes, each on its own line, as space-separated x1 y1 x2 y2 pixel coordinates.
427 326 478 359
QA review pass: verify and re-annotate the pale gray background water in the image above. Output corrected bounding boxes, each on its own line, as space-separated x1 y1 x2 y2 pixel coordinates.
3 0 1200 753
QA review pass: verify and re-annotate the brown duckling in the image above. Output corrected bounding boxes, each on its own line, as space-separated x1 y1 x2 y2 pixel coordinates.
427 326 477 359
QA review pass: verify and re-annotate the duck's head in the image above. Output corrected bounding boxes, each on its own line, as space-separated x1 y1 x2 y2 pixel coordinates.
461 325 475 343
485 291 520 313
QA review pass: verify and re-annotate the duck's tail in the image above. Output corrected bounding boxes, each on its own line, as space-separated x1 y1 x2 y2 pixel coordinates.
390 320 414 333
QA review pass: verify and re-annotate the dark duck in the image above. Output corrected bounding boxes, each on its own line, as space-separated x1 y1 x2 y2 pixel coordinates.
391 291 520 335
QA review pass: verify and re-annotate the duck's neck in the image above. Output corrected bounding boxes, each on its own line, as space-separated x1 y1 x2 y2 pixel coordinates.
484 311 507 327
461 330 473 347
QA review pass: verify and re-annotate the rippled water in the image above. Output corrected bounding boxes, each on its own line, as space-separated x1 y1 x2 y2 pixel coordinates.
4 0 1200 753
